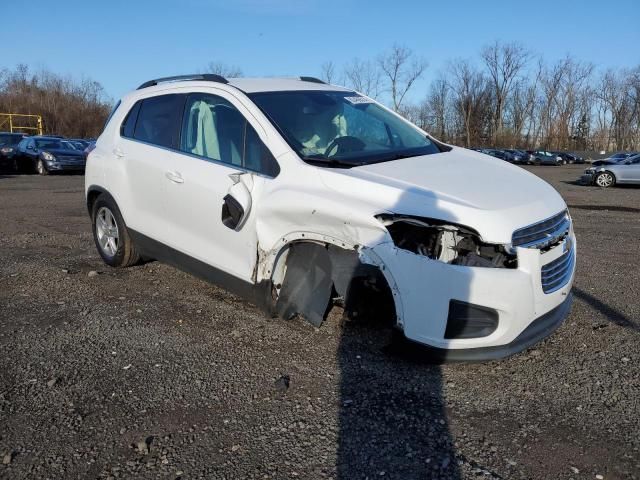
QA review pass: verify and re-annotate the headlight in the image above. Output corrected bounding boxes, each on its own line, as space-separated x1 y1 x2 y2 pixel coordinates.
0 147 13 154
376 214 517 269
41 151 56 161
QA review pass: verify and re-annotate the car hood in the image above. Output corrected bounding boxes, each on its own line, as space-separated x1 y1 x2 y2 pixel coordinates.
318 147 567 244
42 148 85 157
592 159 617 166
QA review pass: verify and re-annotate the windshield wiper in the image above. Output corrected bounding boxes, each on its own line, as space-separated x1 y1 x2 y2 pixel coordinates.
364 151 425 165
301 155 363 168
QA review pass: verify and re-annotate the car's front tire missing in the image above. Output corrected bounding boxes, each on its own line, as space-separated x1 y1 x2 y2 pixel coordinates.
91 194 140 267
595 171 615 188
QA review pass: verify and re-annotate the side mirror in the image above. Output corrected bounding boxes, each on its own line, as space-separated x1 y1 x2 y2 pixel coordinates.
221 173 253 230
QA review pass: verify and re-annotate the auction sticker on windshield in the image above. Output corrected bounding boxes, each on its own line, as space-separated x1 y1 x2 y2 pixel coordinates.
344 96 374 105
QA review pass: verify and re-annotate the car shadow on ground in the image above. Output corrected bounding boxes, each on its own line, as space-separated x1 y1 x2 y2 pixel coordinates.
573 287 639 333
336 318 461 479
336 187 467 479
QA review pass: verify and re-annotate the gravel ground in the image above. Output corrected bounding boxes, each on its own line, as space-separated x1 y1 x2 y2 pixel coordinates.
0 165 638 480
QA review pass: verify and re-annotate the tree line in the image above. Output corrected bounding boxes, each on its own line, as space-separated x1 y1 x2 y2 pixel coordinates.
0 65 112 138
318 43 640 152
3 43 639 151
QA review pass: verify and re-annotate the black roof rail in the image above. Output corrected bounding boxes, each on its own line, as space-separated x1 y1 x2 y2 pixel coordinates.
299 76 327 84
137 74 228 90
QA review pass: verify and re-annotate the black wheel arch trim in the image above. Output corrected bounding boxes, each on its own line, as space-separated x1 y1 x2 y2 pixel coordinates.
86 185 116 216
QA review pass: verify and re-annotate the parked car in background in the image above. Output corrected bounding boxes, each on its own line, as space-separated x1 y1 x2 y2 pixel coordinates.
552 151 585 164
68 139 91 150
581 153 640 187
531 150 563 165
0 132 27 171
15 136 86 174
481 148 511 161
592 152 638 167
503 149 529 164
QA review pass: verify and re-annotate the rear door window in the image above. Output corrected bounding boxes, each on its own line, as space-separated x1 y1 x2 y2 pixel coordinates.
133 94 186 149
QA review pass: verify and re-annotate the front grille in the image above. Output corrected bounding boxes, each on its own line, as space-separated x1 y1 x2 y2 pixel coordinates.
512 210 570 249
541 245 574 293
57 155 84 162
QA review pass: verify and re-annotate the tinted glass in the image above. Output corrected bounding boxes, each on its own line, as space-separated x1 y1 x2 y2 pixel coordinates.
180 93 279 176
121 101 142 138
245 123 280 177
133 94 185 148
35 139 63 149
0 134 23 146
250 90 440 167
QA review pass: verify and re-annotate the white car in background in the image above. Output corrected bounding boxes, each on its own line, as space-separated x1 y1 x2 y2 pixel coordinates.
581 153 640 187
85 74 576 361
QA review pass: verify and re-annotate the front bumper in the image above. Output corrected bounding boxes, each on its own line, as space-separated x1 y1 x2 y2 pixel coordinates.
580 173 595 185
45 160 86 172
368 231 576 361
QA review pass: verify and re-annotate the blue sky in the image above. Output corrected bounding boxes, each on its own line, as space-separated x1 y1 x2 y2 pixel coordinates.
2 0 639 103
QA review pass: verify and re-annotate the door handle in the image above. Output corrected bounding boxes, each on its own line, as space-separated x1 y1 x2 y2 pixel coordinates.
165 171 184 184
112 148 125 158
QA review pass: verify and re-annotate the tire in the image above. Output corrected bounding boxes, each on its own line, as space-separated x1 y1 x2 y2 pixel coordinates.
91 194 140 267
595 171 616 188
36 159 48 176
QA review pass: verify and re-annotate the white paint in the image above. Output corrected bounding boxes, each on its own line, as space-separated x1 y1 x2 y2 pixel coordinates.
87 77 577 354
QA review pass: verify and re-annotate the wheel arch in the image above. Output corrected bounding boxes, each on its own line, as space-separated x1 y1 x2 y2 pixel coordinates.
86 185 116 217
260 234 401 329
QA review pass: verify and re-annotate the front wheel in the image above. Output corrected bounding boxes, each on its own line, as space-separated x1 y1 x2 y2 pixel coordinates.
595 171 615 188
92 195 140 267
36 159 48 175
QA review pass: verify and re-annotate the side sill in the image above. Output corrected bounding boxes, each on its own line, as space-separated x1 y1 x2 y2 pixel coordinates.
129 229 272 311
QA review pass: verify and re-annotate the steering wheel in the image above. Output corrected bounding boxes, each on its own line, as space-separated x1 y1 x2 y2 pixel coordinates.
325 136 366 158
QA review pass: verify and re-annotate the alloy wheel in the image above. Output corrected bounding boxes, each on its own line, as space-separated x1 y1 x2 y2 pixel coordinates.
95 207 119 257
596 172 614 188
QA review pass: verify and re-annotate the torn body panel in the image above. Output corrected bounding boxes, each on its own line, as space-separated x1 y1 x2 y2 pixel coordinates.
272 241 394 328
376 214 517 269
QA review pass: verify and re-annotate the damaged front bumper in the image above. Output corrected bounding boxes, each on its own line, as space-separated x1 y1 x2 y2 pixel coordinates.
365 232 576 361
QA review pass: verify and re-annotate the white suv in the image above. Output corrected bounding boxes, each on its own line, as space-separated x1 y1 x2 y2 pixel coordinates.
86 74 576 361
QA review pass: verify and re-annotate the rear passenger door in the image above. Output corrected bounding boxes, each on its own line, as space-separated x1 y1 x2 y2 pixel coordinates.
117 94 186 243
163 92 280 283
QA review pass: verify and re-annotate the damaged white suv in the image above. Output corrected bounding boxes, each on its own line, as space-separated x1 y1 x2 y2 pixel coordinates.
86 74 576 361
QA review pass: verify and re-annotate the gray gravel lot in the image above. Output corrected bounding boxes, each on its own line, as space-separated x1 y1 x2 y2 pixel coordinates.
0 165 639 480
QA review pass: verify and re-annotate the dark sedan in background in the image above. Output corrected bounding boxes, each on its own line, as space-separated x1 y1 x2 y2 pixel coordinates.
551 151 585 164
15 136 86 175
0 132 27 171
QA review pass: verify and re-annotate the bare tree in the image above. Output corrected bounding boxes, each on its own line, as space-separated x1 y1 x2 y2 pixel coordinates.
481 41 531 143
343 58 382 98
378 44 427 111
205 62 243 78
448 60 490 147
0 65 111 137
320 61 338 84
424 77 450 139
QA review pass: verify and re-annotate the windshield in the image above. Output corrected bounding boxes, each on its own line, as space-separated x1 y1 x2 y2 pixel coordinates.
0 134 23 146
35 139 64 150
249 91 441 167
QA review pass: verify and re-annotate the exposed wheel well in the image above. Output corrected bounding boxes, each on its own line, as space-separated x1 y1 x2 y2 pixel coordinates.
270 241 397 327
